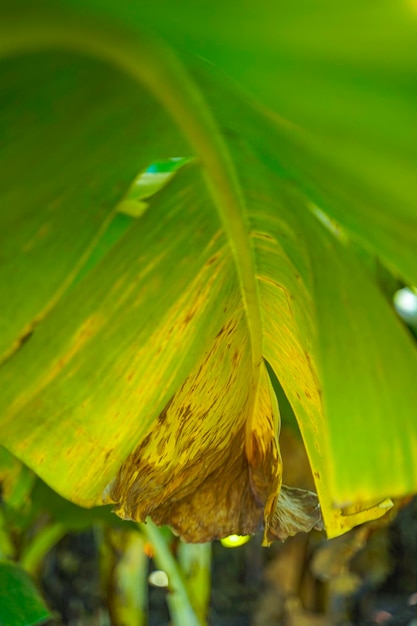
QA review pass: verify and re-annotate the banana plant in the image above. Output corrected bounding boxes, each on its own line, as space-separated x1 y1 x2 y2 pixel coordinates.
1 0 417 548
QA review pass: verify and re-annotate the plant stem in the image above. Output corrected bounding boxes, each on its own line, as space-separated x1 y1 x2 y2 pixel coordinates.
142 520 204 626
21 523 67 576
178 541 211 623
104 528 148 626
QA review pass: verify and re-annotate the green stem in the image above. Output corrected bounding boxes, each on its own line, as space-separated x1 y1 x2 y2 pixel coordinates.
21 523 67 576
142 520 204 626
104 528 148 626
178 541 211 623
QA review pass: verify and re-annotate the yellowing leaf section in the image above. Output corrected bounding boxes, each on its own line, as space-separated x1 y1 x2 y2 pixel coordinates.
0 172 231 503
109 304 320 543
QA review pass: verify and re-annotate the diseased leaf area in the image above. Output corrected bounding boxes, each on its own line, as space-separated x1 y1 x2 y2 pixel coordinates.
1 0 417 548
110 339 279 542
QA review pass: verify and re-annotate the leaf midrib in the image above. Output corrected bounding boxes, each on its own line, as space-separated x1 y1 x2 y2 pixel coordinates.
1 5 264 378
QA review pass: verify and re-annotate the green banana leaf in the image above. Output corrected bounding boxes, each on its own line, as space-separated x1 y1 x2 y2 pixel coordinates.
0 1 416 542
0 560 51 626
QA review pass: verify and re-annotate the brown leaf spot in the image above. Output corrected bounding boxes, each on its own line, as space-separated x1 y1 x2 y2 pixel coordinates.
215 325 226 338
105 449 114 462
206 255 219 266
157 436 170 457
182 436 196 452
232 350 240 366
254 232 275 242
131 433 151 462
178 404 192 421
157 396 175 425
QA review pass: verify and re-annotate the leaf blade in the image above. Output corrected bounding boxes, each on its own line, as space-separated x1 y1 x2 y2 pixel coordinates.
0 560 51 626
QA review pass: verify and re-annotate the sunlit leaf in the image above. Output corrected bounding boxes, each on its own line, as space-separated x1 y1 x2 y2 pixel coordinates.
0 1 416 544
